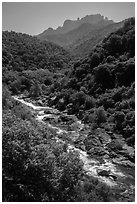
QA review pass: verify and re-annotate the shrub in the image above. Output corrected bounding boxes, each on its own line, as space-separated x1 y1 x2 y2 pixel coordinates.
29 81 42 98
106 55 115 63
2 86 13 109
2 111 83 202
84 96 95 110
44 77 52 85
114 111 125 131
94 106 107 125
105 34 122 55
12 103 33 120
90 53 100 68
94 64 114 90
10 80 21 94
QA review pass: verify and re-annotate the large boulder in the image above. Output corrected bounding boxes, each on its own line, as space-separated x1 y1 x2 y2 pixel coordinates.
87 146 107 156
60 114 70 122
107 139 123 152
97 169 110 177
59 114 76 123
84 134 102 151
44 109 52 114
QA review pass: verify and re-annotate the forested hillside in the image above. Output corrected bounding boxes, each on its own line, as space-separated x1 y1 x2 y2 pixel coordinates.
47 17 135 146
2 17 135 202
69 21 124 57
2 31 72 94
3 31 71 71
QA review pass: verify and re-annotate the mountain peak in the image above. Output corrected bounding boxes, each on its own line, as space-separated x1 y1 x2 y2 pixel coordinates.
38 14 114 37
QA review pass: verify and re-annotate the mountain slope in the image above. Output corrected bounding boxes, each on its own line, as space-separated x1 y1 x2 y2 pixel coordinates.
37 14 114 46
46 17 135 145
40 23 108 47
69 21 124 57
37 14 124 57
38 14 113 37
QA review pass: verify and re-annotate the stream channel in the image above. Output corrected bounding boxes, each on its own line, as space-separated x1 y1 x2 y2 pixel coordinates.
13 95 135 196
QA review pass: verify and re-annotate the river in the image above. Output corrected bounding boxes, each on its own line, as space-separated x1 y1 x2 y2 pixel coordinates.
13 95 135 192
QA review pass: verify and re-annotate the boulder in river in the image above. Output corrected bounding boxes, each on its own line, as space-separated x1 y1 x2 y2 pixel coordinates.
87 146 107 156
37 100 43 106
97 169 110 177
59 114 76 123
109 174 117 181
44 109 52 114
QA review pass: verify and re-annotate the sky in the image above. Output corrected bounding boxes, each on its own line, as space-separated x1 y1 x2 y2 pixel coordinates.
2 2 135 35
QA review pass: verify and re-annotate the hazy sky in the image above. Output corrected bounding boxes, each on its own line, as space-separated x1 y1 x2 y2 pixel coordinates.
2 2 135 35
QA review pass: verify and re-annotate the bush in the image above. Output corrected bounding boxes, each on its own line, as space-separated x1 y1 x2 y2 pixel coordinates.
90 53 100 68
10 80 21 94
94 64 114 91
95 106 107 125
105 34 122 55
2 86 13 109
84 96 95 110
12 103 33 120
70 91 86 109
114 111 125 131
44 77 52 85
2 111 83 202
29 81 42 98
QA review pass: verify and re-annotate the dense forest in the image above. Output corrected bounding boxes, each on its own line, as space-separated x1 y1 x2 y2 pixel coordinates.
2 17 135 201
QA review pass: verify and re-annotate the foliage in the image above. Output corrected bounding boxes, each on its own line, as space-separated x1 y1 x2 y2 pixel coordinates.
94 106 107 125
29 81 42 98
84 96 95 110
2 85 13 109
90 53 100 68
2 31 72 95
2 110 83 201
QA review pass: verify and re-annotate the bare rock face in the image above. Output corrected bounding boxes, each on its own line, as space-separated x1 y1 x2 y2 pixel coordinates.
38 14 114 37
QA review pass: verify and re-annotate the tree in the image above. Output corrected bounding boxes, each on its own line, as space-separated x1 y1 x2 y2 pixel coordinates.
90 53 100 68
95 106 107 125
29 81 42 98
105 34 122 55
84 96 95 110
94 64 114 91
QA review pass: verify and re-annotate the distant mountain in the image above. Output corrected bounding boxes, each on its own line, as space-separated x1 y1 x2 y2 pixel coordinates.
38 14 113 37
37 14 124 57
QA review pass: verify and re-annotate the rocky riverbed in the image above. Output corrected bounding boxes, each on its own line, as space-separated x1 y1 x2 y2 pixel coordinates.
13 95 135 198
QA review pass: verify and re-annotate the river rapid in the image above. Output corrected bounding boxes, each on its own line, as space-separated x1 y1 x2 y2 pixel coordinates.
13 95 135 193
